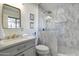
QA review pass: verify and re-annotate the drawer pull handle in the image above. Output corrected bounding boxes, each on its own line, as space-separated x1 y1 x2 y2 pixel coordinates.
24 45 26 47
21 54 25 56
17 48 20 50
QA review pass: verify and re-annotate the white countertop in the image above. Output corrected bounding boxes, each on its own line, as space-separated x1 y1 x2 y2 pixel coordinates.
0 35 35 50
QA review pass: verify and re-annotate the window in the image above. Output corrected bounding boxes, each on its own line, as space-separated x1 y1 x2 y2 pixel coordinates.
8 17 20 28
16 19 20 28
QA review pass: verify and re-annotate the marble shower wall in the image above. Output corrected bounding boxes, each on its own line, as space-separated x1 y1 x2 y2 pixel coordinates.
53 4 79 55
38 3 79 55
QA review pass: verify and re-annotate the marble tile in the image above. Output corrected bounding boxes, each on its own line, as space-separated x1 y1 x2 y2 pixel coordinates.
39 4 79 55
57 4 79 55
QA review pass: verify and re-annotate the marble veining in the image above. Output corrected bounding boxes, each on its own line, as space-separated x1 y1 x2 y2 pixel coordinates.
54 4 79 55
39 4 79 55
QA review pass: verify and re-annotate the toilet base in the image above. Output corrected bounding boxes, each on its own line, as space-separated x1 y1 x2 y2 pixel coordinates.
36 52 50 56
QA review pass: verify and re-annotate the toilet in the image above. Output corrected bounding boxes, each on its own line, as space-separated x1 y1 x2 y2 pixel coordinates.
36 45 49 56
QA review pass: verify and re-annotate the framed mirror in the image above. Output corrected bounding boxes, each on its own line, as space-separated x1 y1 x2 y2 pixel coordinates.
2 4 21 29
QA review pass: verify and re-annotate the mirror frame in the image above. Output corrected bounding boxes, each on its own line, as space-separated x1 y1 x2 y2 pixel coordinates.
2 4 21 29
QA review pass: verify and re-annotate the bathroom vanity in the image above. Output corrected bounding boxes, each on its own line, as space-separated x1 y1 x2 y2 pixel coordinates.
0 36 36 56
0 4 36 56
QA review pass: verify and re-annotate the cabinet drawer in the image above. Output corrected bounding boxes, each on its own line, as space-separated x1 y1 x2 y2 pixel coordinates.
0 46 19 55
17 47 36 56
16 39 35 51
0 39 35 55
23 47 36 56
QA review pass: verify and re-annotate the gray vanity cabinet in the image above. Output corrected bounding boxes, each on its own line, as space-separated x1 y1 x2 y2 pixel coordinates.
0 38 36 56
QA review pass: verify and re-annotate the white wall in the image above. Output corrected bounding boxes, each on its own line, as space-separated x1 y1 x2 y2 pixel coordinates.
38 6 47 31
38 6 58 55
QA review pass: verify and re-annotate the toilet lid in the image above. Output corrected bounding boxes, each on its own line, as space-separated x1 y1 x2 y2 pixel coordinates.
36 45 49 51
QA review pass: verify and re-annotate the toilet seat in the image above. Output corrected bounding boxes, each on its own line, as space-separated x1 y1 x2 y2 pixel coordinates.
36 45 49 55
36 45 49 51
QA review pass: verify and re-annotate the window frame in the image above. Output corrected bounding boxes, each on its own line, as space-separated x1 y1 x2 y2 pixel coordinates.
8 16 21 28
